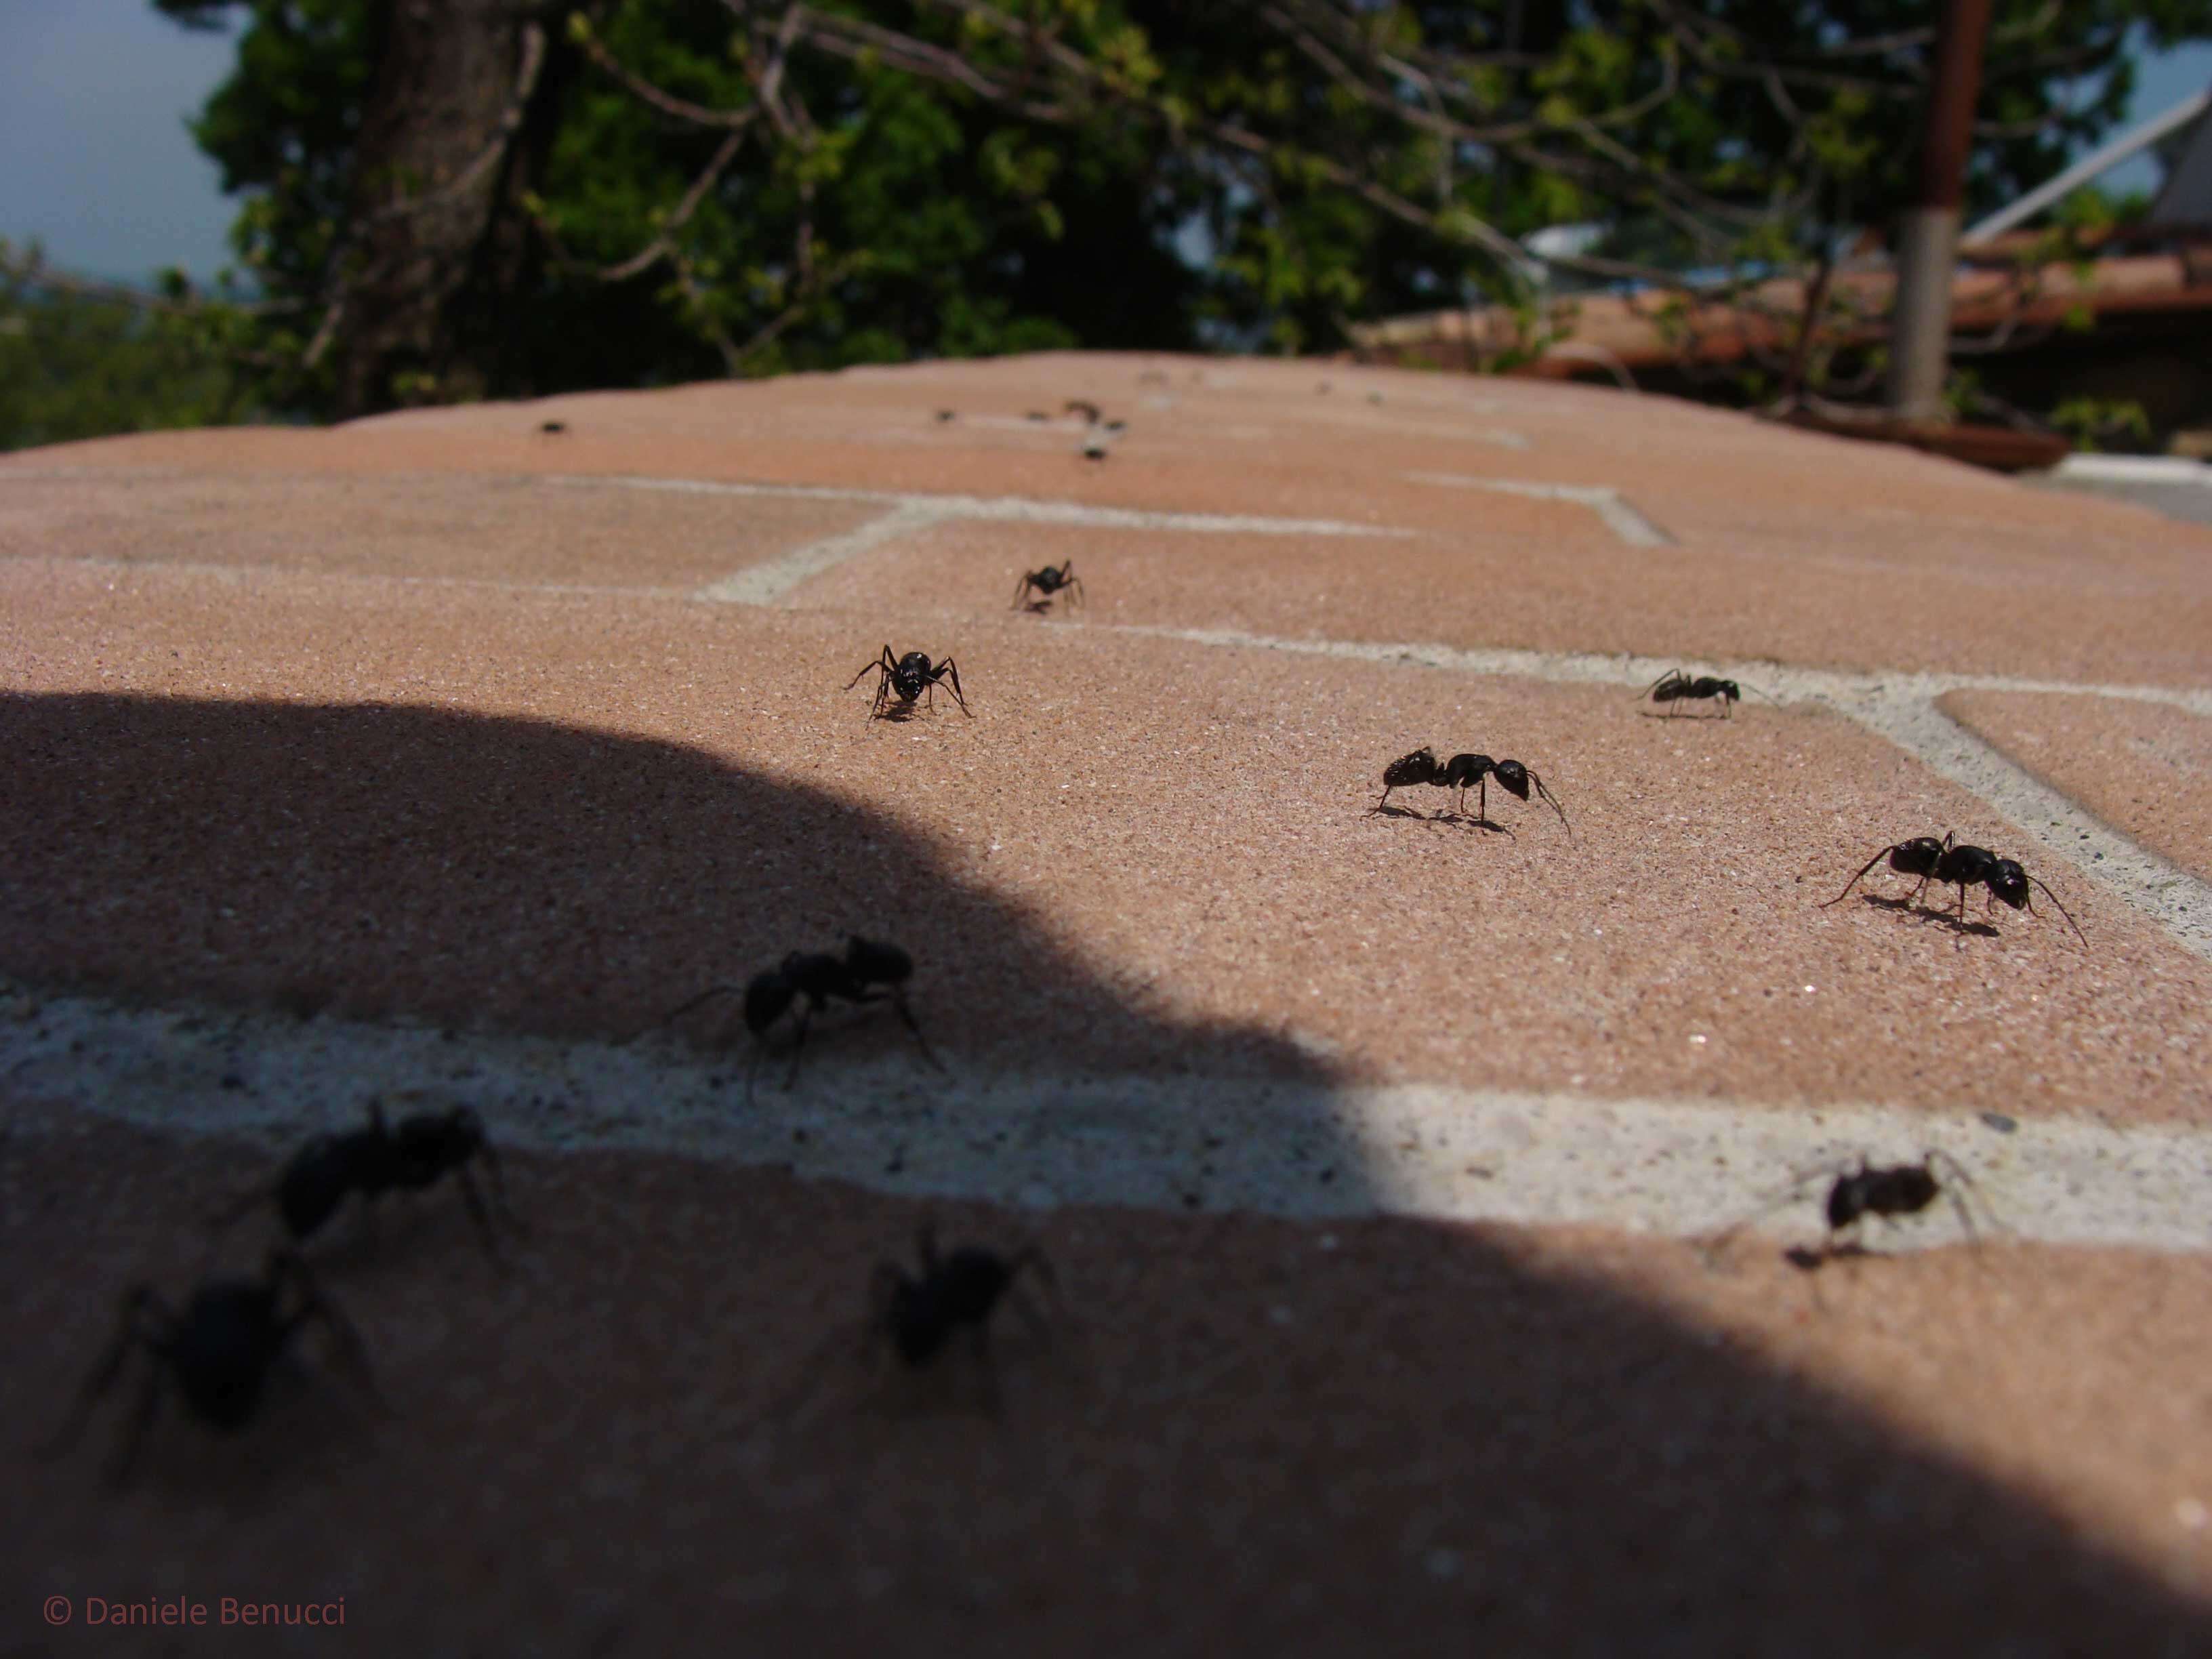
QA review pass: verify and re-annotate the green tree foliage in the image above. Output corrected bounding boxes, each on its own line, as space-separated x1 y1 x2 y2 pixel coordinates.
0 243 258 451
83 0 2212 419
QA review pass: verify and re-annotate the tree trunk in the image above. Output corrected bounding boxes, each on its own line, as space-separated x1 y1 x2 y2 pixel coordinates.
331 0 554 418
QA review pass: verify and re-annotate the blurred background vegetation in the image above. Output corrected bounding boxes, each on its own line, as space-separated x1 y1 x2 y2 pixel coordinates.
3 0 2208 449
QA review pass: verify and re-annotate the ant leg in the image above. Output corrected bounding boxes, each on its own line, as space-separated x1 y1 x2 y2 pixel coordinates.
453 1168 506 1265
207 1183 274 1239
42 1287 165 1460
1006 1282 1055 1353
1009 1244 1058 1305
663 983 743 1026
938 657 973 716
782 1004 815 1089
291 1283 389 1416
1824 844 1900 909
970 1322 1003 1418
102 1358 167 1489
888 988 945 1072
355 1193 382 1253
1924 1150 1994 1248
842 649 895 694
474 1139 524 1234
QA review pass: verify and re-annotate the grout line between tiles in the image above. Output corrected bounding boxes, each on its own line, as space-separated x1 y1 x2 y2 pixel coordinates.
5 985 2207 1251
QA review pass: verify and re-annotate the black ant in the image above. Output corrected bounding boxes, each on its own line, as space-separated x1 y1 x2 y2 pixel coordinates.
1824 831 2087 945
1705 1151 1991 1271
845 645 971 720
871 1223 1054 1412
1640 669 1775 718
668 935 941 1099
1012 561 1085 612
43 1249 381 1486
210 1102 518 1261
1368 745 1571 835
1064 399 1102 424
537 419 567 435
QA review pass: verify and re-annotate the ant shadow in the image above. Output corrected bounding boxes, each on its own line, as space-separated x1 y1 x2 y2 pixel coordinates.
5 689 2207 1652
1367 803 1516 838
1856 893 2001 939
1431 811 1518 840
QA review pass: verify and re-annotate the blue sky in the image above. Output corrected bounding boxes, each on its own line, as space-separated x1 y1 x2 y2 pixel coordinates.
1 4 2207 285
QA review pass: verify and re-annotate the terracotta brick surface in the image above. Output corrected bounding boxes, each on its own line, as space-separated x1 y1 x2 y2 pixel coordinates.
0 466 880 591
4 352 2211 1651
1940 689 2212 886
4 560 2203 1126
5 1123 2209 1657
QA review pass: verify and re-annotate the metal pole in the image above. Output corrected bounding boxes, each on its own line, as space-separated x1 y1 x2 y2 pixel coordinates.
1887 0 1993 418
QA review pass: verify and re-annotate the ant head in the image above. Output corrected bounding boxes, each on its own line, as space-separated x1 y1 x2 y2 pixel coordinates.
1824 1172 1866 1231
1986 859 2033 911
1491 759 1532 800
446 1107 487 1149
744 968 798 1035
896 651 933 676
846 935 914 985
1717 680 1740 701
1896 1162 1942 1206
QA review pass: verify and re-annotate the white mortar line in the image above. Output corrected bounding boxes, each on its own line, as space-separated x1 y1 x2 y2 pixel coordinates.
1843 691 2211 955
550 472 1414 539
695 501 951 605
1402 471 1675 546
5 987 2206 1252
1111 625 2212 956
1109 626 2212 715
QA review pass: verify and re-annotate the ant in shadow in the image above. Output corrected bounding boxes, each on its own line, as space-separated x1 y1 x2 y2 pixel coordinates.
1704 1151 1994 1275
1012 561 1085 613
668 936 941 1101
846 646 972 720
1823 832 2087 947
870 1222 1056 1415
209 1101 520 1264
1368 746 1571 837
43 1249 382 1487
1638 669 1777 718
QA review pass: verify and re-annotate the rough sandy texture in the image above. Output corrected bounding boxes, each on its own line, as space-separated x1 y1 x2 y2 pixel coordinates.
3 353 2211 1652
1940 689 2212 887
3 563 2205 1125
6 1122 2211 1658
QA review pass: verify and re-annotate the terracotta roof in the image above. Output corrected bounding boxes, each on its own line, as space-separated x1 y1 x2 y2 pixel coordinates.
1351 249 2212 375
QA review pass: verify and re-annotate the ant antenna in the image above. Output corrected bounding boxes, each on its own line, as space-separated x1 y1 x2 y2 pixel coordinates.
2024 874 2089 949
1528 771 1573 838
